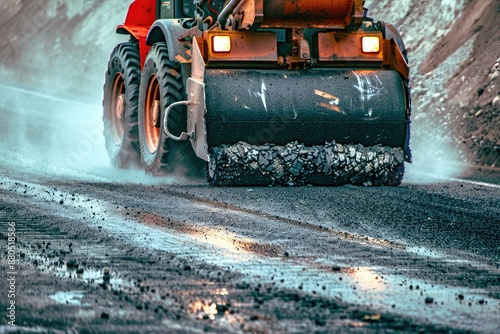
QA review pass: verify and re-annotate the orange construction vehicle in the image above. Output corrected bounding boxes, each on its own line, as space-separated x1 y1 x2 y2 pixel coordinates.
103 0 411 186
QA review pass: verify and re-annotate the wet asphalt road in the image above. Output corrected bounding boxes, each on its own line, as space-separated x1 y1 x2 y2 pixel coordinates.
0 85 500 333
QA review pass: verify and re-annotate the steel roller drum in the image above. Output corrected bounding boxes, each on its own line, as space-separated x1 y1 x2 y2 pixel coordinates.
205 68 408 149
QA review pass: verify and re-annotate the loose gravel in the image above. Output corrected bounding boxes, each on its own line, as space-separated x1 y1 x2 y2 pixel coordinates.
208 141 405 186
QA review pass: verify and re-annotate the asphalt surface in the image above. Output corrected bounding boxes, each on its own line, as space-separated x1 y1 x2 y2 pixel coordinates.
1 85 499 333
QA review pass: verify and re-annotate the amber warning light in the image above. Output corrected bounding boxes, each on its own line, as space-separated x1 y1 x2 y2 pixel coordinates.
362 36 380 53
213 36 231 52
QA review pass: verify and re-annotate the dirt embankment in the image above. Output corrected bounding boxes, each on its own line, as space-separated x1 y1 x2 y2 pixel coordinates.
420 0 500 166
0 0 498 166
369 0 499 167
0 0 129 101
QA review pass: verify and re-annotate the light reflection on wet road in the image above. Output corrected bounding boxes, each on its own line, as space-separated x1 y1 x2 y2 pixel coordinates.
1 84 500 332
1 177 499 332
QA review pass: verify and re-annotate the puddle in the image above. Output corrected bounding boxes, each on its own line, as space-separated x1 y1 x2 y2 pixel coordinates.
49 291 85 306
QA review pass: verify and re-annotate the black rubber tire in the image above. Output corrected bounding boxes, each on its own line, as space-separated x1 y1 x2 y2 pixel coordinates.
102 42 141 168
138 43 203 176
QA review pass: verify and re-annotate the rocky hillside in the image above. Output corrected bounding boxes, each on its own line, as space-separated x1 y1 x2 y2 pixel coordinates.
371 0 499 167
0 0 498 167
0 0 130 100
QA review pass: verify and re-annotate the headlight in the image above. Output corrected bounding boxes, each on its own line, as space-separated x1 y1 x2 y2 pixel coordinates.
362 36 380 53
213 36 231 53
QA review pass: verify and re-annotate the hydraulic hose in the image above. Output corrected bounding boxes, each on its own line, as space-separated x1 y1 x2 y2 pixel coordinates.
217 0 242 29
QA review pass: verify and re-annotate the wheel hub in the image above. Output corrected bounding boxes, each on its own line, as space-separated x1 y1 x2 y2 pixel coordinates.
115 94 126 121
151 100 161 128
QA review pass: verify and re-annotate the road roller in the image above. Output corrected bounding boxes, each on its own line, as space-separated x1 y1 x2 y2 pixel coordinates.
103 0 411 186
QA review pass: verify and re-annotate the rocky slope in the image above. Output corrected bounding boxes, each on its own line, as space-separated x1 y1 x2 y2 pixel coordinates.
0 0 129 100
0 0 498 167
371 0 499 167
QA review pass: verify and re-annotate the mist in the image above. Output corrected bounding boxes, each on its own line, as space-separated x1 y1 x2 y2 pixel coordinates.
1 0 493 186
370 0 476 184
